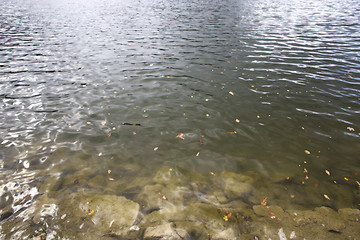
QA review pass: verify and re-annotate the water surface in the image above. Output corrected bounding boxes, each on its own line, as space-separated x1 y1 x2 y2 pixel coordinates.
0 0 359 238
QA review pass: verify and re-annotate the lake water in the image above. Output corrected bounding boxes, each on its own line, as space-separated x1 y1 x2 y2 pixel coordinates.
1 0 359 239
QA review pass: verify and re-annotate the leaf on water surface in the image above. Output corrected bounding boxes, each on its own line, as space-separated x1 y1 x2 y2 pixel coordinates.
235 119 240 123
107 132 112 137
74 179 79 184
132 131 136 135
261 197 268 206
142 115 149 118
209 171 216 176
154 147 159 151
199 139 204 145
305 150 311 155
323 194 331 200
196 152 200 157
344 177 349 181
107 169 111 174
305 175 309 180
229 91 234 96
314 183 319 188
176 133 185 140
101 121 106 126
108 178 115 181
325 170 330 176
304 168 308 173
223 215 229 221
86 122 91 125
227 131 237 134
290 195 295 198
347 127 355 131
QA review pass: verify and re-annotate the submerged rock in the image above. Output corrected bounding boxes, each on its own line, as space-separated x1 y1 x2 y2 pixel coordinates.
220 171 254 199
144 223 191 240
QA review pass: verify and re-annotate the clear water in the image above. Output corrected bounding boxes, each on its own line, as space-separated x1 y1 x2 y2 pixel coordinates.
0 0 359 238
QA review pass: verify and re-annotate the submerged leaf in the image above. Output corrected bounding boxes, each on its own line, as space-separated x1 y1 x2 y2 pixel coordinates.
323 194 331 200
261 197 268 206
209 171 216 176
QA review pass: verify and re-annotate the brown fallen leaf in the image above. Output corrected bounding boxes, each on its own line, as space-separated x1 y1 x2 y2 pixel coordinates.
261 197 268 206
176 133 185 140
227 131 237 134
107 132 112 137
325 170 330 176
153 147 159 151
290 194 295 198
158 191 168 200
209 171 216 176
323 194 331 200
101 121 106 126
107 169 111 174
109 219 115 228
229 91 234 96
268 211 280 221
305 150 311 155
108 178 115 181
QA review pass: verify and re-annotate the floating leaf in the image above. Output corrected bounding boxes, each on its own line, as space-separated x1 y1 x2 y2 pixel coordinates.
290 194 295 198
304 150 310 155
196 152 200 157
227 131 237 134
132 131 136 135
229 91 234 96
108 178 115 181
323 194 331 200
154 147 159 151
107 169 111 174
347 127 355 131
325 170 330 176
107 132 112 137
86 122 91 125
176 133 185 140
235 119 240 123
101 121 106 126
199 139 204 145
344 177 349 181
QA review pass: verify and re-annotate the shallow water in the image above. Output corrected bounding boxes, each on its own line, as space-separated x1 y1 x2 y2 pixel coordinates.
0 0 360 238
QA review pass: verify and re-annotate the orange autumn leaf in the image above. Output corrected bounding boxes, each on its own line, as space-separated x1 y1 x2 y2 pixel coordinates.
227 131 237 135
107 132 112 137
176 133 185 140
227 212 232 218
261 197 268 206
209 171 216 176
158 191 168 200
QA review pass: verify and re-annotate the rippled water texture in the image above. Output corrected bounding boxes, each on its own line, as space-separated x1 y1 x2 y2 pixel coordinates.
0 0 360 238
